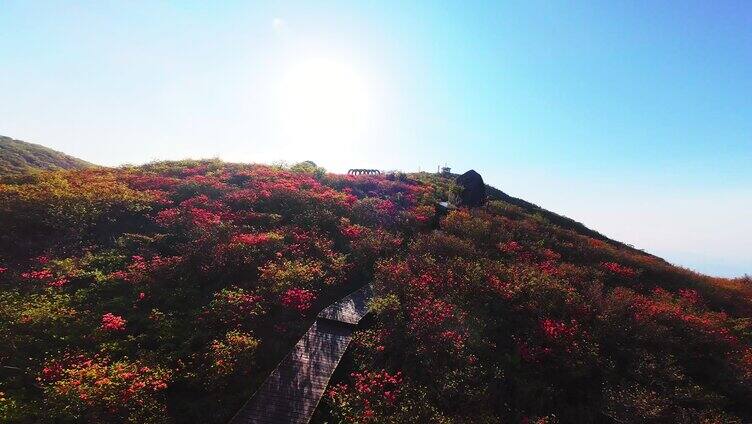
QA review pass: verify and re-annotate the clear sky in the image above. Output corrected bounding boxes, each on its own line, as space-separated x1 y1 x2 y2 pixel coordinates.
1 1 750 277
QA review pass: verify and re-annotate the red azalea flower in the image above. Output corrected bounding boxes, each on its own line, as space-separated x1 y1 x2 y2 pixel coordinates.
281 288 316 313
100 313 126 332
602 261 637 278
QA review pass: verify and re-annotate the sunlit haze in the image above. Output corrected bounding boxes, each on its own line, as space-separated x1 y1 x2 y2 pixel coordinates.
1 1 750 277
275 57 372 162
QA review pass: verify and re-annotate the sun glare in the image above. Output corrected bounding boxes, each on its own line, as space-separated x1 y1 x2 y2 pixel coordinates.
276 58 370 157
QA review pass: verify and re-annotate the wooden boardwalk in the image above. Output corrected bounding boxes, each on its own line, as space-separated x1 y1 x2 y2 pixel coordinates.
317 285 372 325
229 285 372 424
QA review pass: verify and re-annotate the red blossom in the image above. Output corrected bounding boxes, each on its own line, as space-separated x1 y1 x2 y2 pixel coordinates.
281 288 316 313
20 268 68 286
536 259 557 275
181 166 207 176
42 362 64 381
205 286 264 326
407 298 466 353
540 318 578 340
351 369 403 397
409 298 456 328
100 313 126 332
109 255 182 284
38 354 170 418
588 238 609 250
487 275 513 300
602 261 637 278
155 208 180 225
329 369 405 420
376 199 397 216
408 273 441 292
231 232 276 246
415 215 430 223
498 240 523 254
540 248 561 261
679 288 701 306
342 225 365 239
21 269 54 280
623 289 737 345
48 278 69 288
439 330 466 350
187 208 222 228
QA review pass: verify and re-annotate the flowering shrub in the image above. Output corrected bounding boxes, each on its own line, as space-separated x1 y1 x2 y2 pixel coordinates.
108 255 182 284
329 178 752 423
207 330 260 379
280 288 316 313
351 197 400 227
39 355 170 423
100 313 126 332
407 298 466 354
259 259 326 292
411 205 434 225
498 240 523 254
2 161 751 423
19 267 70 287
203 286 265 328
231 232 283 246
21 269 54 280
679 288 702 306
487 275 514 299
327 370 404 422
341 224 366 239
540 318 579 341
602 261 638 278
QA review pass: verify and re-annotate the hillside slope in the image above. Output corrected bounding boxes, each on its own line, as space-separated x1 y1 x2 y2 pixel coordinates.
1 161 750 424
0 136 94 175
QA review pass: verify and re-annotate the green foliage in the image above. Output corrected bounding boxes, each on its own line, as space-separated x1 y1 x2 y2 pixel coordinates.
290 160 327 178
368 294 400 315
0 136 93 176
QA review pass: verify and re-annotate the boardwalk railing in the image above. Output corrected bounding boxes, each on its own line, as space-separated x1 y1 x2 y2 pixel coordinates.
229 285 372 424
347 169 381 176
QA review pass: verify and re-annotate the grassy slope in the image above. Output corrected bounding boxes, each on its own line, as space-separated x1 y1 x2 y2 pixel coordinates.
0 136 94 175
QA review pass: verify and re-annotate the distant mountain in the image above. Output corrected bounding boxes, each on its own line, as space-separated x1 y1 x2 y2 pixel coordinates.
0 135 94 174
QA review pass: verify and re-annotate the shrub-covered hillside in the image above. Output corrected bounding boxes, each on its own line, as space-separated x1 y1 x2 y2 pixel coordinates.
0 136 94 175
1 160 750 423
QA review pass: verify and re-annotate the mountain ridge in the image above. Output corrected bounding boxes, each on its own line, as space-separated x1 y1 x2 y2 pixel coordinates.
0 135 94 175
1 159 750 423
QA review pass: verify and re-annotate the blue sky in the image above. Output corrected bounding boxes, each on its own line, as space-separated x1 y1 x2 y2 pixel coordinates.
1 1 750 276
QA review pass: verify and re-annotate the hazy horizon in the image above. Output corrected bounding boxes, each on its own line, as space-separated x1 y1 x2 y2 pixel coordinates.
1 1 750 277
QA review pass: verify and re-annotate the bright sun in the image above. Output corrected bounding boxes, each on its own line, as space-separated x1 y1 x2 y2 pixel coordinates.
276 58 370 155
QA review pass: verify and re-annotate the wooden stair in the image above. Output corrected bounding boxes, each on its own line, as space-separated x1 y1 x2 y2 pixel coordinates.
229 285 372 424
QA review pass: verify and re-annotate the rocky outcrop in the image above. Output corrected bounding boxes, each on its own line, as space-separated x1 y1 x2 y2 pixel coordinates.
456 170 486 207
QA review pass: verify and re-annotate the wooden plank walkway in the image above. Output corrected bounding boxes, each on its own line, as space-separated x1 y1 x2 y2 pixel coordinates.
229 285 372 424
317 284 372 325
